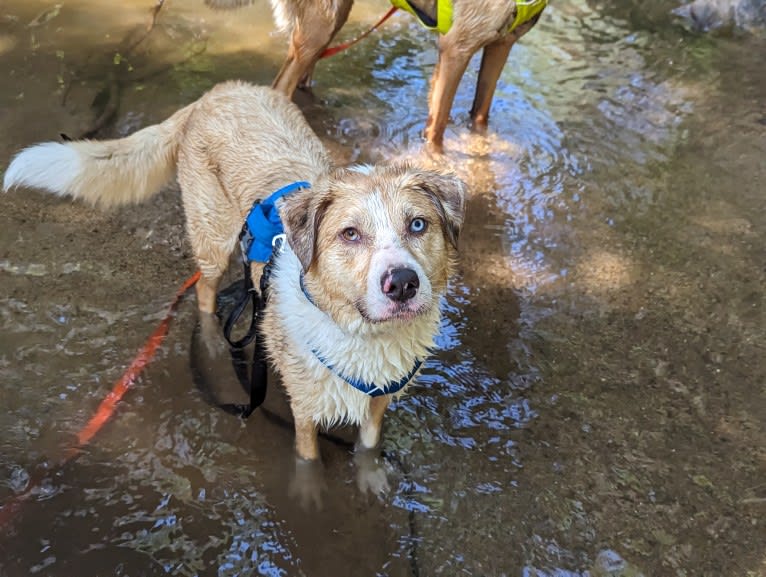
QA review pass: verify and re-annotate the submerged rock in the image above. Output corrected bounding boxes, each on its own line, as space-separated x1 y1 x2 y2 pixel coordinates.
673 0 766 32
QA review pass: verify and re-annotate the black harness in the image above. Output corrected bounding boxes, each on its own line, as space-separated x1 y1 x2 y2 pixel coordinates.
215 256 270 417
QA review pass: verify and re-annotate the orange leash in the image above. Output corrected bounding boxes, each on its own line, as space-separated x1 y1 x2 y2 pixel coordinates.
0 270 200 530
320 6 398 59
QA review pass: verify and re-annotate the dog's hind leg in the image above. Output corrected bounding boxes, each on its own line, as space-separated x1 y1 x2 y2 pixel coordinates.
272 0 353 96
469 36 517 132
425 36 475 153
470 16 543 133
187 225 235 315
196 275 222 315
178 173 240 316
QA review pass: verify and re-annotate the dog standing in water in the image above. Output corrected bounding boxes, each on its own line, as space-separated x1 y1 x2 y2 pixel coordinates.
207 0 547 152
3 82 465 498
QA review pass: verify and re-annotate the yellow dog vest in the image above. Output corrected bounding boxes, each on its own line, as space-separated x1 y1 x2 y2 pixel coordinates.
390 0 547 35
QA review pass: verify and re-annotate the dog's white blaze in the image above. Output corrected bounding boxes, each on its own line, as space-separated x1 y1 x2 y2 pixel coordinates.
3 143 81 196
362 193 432 320
271 248 438 426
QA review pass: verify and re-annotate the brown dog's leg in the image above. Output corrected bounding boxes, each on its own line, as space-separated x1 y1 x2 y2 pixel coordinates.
273 33 314 96
358 395 391 450
294 417 320 461
425 36 475 153
469 36 517 132
471 15 544 132
272 0 354 97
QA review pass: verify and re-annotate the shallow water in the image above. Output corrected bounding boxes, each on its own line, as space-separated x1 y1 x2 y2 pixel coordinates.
1 0 764 576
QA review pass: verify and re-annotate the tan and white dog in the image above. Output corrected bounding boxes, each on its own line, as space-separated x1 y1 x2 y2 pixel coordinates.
207 0 546 153
3 82 465 484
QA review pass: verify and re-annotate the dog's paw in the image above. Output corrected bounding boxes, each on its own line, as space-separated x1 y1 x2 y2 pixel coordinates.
353 449 390 497
198 312 227 359
289 458 326 511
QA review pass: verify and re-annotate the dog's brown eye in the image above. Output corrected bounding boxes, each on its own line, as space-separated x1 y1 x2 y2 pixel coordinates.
408 217 428 235
341 227 360 242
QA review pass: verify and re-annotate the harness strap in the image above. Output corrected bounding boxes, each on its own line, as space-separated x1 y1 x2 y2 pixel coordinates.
219 182 310 415
391 0 546 35
245 181 310 263
299 271 318 308
390 0 451 33
312 349 425 397
223 181 311 350
509 0 547 32
222 261 259 349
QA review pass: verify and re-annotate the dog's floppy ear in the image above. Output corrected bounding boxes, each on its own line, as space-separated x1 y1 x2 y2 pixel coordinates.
410 170 467 249
279 187 332 271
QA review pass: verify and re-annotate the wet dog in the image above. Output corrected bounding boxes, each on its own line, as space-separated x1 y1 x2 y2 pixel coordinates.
207 0 547 153
3 81 465 496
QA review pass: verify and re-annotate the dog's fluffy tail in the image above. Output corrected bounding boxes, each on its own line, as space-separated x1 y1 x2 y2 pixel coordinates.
3 102 196 208
269 0 298 33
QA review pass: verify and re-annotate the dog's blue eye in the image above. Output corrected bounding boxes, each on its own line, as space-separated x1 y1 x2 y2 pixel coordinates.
341 227 360 242
409 218 427 234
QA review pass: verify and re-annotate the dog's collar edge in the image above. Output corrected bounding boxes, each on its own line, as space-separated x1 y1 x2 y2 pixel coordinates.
311 348 428 397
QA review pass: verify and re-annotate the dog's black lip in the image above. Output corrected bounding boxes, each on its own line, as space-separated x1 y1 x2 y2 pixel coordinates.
355 300 430 324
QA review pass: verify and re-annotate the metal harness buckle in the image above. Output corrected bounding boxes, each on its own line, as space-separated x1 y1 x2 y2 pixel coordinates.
271 233 286 254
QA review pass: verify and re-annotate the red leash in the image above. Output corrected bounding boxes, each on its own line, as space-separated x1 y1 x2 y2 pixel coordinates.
320 6 398 59
0 270 200 530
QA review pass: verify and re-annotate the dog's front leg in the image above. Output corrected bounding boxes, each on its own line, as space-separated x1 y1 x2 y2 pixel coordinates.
273 33 315 96
354 395 391 496
289 418 325 509
358 395 391 450
294 417 320 460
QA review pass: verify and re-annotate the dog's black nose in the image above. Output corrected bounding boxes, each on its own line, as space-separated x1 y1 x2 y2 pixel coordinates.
382 268 420 302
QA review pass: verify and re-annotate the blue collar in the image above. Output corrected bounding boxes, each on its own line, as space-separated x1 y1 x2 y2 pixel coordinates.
242 181 311 263
312 349 425 397
302 270 426 397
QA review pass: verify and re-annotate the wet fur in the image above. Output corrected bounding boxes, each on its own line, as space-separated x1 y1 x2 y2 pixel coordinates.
3 81 466 462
